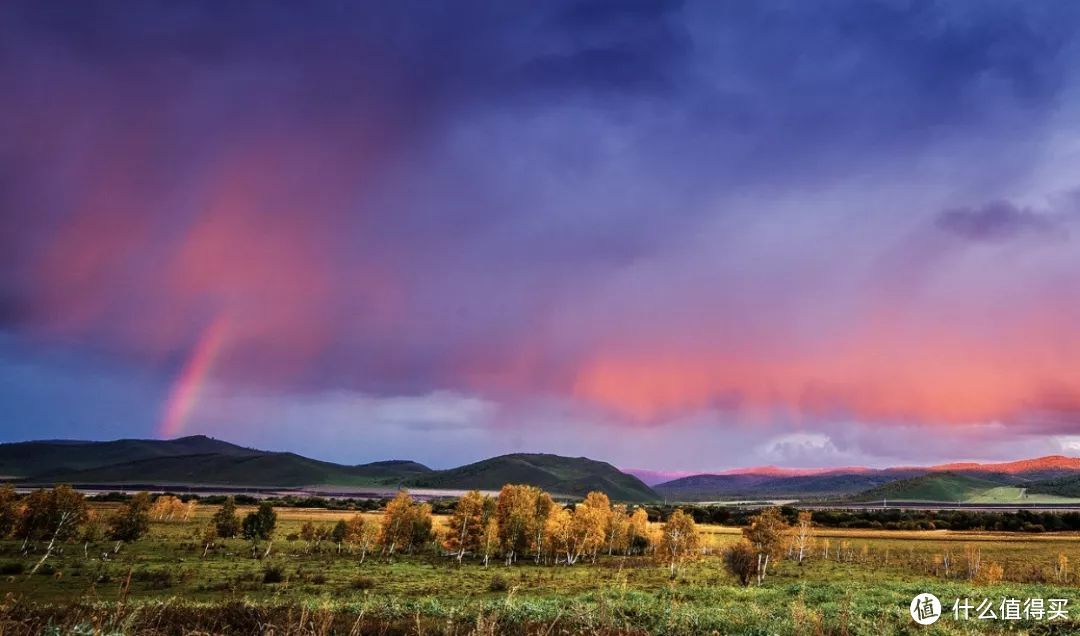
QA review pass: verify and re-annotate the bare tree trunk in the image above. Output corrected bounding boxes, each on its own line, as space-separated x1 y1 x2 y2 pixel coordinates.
30 512 70 576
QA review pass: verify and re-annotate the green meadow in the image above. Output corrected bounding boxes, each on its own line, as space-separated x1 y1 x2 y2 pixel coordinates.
1 505 1079 634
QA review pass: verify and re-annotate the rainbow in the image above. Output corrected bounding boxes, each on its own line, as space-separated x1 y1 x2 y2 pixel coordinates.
158 315 228 438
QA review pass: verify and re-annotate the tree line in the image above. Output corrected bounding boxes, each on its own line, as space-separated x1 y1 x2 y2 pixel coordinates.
660 504 1080 533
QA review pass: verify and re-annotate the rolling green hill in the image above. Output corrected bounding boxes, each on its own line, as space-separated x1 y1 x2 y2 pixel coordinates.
1026 474 1080 498
2 438 658 501
850 472 1008 502
35 452 432 488
653 472 918 501
405 453 658 502
0 435 259 478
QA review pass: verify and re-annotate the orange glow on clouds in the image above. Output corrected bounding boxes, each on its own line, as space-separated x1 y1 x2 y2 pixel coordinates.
572 324 1080 425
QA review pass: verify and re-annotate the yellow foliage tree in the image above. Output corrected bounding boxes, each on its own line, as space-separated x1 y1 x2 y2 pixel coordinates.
743 508 788 585
444 490 488 562
657 509 700 578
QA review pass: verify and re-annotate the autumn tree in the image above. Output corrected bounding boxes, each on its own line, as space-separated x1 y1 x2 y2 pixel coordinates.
575 491 611 563
79 511 103 559
606 504 631 556
16 485 88 543
627 507 650 555
657 509 700 578
790 511 815 563
198 523 218 557
107 492 152 542
212 497 241 539
343 514 378 563
150 495 187 521
543 505 575 564
18 486 88 575
743 508 788 585
0 485 18 538
444 490 488 562
724 540 758 586
379 491 432 555
481 516 500 566
532 491 555 563
496 485 541 564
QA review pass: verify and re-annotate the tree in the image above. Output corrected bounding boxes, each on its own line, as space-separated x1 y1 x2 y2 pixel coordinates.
344 514 378 563
544 505 575 564
80 511 103 559
575 491 611 562
198 523 218 558
444 490 487 562
496 485 541 564
481 516 500 567
627 507 650 555
150 495 187 521
18 486 88 575
16 485 88 543
657 509 700 578
606 504 630 556
241 502 276 541
724 540 758 586
212 497 241 539
379 491 432 555
107 492 152 542
331 519 347 552
743 508 788 585
791 511 815 563
0 485 18 538
532 491 555 563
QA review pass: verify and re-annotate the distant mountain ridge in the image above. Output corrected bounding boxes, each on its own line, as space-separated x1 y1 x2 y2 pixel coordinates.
653 455 1080 501
0 436 657 502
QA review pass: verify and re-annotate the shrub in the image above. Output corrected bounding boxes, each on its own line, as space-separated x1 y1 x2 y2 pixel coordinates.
488 574 509 592
351 575 376 590
723 540 757 586
262 565 284 584
133 569 173 589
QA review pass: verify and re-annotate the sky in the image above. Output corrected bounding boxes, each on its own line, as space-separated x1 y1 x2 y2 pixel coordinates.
4 1 1080 473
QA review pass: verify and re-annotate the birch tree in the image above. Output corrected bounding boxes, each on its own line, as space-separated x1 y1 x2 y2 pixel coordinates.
657 509 700 578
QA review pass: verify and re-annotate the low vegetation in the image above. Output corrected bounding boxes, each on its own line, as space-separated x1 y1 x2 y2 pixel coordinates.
0 484 1078 634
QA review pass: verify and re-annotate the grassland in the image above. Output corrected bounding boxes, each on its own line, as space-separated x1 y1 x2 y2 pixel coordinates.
0 504 1079 634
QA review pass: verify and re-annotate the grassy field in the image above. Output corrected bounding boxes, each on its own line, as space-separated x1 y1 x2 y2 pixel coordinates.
1 504 1079 634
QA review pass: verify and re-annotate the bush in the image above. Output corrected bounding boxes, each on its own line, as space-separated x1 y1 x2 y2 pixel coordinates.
488 574 509 592
262 565 284 584
351 575 375 590
0 562 24 576
133 569 173 589
723 540 757 586
35 563 56 577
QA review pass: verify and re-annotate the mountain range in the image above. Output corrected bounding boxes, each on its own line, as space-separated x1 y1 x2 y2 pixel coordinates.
651 456 1080 502
3 435 1080 504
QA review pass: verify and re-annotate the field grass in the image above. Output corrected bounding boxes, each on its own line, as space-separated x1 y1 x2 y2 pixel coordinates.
1 505 1079 634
